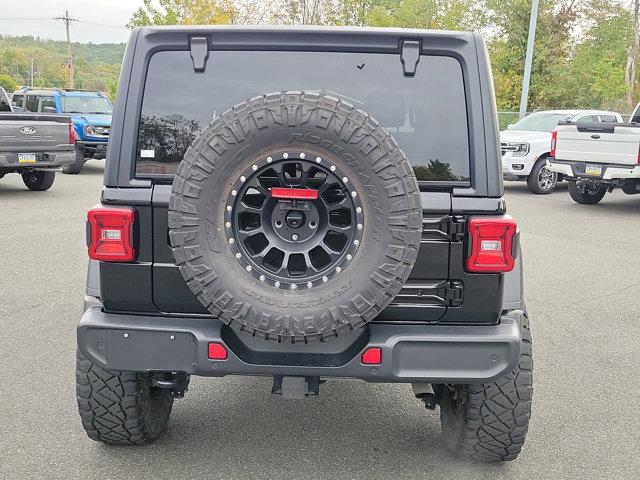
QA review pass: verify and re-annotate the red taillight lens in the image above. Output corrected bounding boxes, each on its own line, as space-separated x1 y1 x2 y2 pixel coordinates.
68 123 75 145
208 342 228 360
466 216 517 273
87 205 134 262
637 142 640 165
550 130 557 158
361 347 382 365
271 187 319 200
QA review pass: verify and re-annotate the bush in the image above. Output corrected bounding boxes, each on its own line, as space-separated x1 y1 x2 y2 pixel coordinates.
0 74 19 93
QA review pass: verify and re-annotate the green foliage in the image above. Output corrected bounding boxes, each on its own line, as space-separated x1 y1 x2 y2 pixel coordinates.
0 36 124 98
128 0 236 27
0 73 19 92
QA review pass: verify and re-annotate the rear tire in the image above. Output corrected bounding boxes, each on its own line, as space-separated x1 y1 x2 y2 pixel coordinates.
75 351 174 445
526 158 557 194
568 181 606 204
440 317 532 462
22 170 55 191
62 148 86 174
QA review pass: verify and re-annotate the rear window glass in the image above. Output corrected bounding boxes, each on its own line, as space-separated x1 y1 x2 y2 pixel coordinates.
136 50 470 183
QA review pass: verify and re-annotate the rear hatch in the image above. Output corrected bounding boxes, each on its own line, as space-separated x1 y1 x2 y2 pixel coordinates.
100 41 505 326
555 122 640 165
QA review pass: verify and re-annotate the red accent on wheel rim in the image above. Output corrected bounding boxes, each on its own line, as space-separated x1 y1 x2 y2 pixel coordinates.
270 187 319 200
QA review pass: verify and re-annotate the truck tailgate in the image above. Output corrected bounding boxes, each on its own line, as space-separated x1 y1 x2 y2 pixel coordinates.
555 122 640 166
0 114 73 152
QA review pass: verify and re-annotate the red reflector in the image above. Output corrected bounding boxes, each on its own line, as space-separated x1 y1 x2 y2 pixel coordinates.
208 342 228 360
550 130 557 158
361 347 382 365
87 205 134 262
271 187 319 200
466 216 517 273
68 123 76 145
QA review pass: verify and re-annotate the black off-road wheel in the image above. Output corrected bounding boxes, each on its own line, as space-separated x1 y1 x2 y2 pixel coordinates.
169 91 422 343
76 351 174 445
568 181 607 205
526 157 557 194
440 317 533 462
62 147 86 174
21 170 55 191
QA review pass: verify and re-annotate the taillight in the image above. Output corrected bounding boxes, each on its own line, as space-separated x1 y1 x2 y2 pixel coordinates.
68 123 76 145
87 205 134 262
550 130 557 158
466 216 517 273
637 142 640 165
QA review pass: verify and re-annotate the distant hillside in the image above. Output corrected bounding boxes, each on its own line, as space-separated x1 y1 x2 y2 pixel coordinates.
0 35 125 97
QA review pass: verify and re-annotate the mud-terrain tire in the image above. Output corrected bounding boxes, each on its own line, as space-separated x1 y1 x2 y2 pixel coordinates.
76 351 173 445
62 148 86 174
526 157 557 194
22 170 55 191
568 181 606 204
440 317 533 462
169 91 422 343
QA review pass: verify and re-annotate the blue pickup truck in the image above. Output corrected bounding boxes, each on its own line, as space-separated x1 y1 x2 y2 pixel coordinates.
11 88 112 174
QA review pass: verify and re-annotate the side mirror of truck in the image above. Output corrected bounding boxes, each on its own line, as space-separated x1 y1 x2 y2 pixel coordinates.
507 124 514 130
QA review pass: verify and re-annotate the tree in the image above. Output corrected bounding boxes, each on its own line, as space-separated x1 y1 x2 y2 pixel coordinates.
128 0 236 27
626 0 640 109
0 73 19 92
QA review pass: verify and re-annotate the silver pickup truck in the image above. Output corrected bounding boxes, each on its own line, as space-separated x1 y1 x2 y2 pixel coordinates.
0 87 75 191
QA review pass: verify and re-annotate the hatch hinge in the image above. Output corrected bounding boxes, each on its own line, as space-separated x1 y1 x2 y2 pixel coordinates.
400 40 421 77
190 36 210 72
449 216 466 241
444 281 464 307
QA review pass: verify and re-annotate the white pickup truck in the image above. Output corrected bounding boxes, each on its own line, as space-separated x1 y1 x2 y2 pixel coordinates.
546 120 640 204
501 110 623 194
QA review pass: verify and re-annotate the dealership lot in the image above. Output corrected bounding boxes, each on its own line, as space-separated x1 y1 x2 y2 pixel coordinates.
1 166 638 480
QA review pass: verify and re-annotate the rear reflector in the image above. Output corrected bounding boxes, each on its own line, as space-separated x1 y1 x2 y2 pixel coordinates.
68 123 76 145
271 187 319 200
466 216 517 273
361 347 382 365
208 342 228 360
87 205 134 262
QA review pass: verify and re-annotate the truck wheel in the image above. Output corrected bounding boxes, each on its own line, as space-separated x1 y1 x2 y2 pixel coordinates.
22 170 55 191
75 351 174 445
169 91 422 343
440 317 532 462
62 148 86 174
568 181 606 204
526 158 557 194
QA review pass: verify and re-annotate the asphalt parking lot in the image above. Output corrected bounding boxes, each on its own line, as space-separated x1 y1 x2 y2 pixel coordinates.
1 164 639 479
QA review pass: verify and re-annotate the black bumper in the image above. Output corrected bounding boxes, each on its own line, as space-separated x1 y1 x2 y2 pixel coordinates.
77 141 108 157
78 302 524 384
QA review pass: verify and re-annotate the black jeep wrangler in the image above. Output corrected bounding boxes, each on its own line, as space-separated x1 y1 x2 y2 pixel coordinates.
77 26 532 462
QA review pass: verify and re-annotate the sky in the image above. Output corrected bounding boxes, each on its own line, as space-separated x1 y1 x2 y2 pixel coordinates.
0 0 145 44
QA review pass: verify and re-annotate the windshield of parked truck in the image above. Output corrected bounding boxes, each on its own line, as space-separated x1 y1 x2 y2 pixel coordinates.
61 96 112 114
510 112 571 132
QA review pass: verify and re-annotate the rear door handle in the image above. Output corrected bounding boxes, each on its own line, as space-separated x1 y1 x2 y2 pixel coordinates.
591 134 600 139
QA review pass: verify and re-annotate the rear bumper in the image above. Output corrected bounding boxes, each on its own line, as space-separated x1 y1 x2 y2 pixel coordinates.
0 151 75 169
547 159 640 180
78 301 524 384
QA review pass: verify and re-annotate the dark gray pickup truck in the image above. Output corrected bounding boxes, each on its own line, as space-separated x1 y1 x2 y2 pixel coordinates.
76 26 532 463
0 87 75 191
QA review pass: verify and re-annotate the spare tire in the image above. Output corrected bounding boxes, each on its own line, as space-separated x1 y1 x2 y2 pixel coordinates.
169 91 421 343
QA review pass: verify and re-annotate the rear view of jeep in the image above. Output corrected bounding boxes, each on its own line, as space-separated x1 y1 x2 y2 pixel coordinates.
76 27 532 462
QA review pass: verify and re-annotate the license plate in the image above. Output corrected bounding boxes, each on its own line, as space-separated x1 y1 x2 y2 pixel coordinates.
18 153 37 163
585 164 602 176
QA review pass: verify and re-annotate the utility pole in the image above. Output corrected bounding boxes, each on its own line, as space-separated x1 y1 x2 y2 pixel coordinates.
54 10 77 89
30 58 34 87
519 0 540 119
